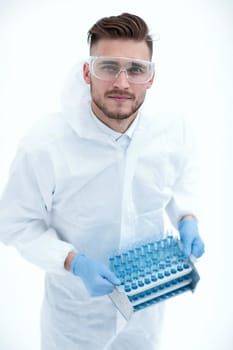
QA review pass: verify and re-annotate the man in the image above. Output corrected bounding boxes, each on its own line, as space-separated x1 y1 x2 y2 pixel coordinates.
0 13 204 350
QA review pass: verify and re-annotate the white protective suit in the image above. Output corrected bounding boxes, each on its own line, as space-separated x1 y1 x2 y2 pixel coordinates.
0 62 200 350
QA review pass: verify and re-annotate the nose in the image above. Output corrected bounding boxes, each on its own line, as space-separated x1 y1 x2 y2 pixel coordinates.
112 69 130 88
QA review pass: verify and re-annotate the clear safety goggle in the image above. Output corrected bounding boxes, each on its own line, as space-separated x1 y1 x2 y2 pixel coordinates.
89 56 155 84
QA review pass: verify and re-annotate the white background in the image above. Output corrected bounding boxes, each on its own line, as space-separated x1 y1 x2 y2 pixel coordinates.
0 0 232 349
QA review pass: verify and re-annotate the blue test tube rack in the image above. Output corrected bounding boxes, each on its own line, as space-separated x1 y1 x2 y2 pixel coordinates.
109 234 200 320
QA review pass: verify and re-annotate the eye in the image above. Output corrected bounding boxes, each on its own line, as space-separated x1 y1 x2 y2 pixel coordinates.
127 64 147 75
99 63 118 73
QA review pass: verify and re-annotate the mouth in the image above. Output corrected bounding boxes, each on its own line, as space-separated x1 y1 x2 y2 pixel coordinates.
107 95 132 102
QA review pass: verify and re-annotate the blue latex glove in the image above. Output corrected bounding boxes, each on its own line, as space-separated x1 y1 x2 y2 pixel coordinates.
70 254 121 297
178 218 205 258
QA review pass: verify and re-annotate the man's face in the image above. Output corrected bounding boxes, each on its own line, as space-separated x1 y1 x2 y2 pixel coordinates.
83 39 154 126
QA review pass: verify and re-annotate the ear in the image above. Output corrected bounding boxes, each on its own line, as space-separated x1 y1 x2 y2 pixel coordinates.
83 63 91 84
146 72 155 90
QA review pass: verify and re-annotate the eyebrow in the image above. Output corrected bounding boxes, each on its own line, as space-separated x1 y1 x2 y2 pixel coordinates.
98 60 119 65
98 59 147 68
130 62 147 67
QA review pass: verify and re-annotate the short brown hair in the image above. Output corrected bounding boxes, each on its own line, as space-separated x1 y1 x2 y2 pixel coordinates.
87 13 153 58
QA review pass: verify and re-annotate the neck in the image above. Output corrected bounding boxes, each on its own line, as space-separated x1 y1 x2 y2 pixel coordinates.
91 105 138 133
97 116 137 133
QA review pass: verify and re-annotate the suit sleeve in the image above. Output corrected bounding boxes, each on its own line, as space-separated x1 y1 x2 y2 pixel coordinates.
165 118 201 228
0 147 74 274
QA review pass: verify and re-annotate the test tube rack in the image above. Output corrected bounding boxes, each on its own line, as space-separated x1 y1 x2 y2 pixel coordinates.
109 235 200 320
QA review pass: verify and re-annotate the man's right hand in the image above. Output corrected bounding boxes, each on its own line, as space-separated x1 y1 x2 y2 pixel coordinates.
70 254 121 297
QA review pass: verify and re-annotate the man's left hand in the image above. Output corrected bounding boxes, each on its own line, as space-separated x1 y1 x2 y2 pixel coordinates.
178 217 205 258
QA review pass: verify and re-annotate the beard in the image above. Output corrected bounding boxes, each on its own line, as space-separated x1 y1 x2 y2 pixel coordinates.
90 85 145 120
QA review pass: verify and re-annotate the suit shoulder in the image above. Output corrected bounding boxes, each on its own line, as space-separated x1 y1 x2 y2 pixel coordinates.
19 112 71 151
